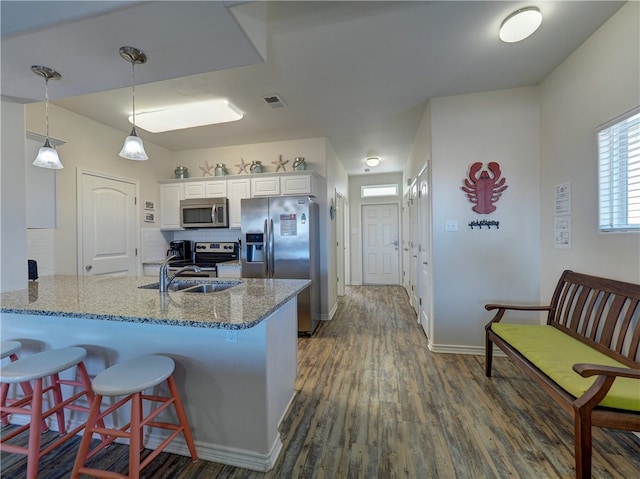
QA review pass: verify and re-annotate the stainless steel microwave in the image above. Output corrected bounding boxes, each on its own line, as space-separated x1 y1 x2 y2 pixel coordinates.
180 198 229 228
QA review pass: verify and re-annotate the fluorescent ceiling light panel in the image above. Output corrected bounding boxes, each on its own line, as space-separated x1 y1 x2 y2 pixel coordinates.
131 99 243 133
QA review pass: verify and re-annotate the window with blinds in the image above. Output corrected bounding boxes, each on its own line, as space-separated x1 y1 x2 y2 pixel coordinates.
597 108 640 232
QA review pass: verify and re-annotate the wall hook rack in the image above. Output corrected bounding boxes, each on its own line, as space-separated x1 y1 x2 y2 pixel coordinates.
469 220 500 230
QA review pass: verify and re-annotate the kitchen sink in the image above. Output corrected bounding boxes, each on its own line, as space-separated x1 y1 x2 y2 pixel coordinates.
139 280 241 293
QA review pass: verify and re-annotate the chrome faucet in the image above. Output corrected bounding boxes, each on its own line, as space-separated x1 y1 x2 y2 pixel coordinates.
159 256 201 292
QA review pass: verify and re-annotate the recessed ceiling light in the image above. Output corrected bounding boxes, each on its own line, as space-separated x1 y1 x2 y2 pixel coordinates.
131 99 243 133
499 7 542 43
366 157 380 167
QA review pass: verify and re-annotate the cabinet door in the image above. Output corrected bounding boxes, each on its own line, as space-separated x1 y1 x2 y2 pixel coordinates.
251 177 280 197
281 175 312 195
184 181 206 198
160 183 184 229
228 179 251 228
205 180 227 198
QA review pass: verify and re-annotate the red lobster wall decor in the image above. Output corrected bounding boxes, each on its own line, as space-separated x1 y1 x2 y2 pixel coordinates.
461 162 508 214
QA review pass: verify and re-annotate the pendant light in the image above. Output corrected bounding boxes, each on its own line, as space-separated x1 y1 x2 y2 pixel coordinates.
118 46 148 160
31 65 63 169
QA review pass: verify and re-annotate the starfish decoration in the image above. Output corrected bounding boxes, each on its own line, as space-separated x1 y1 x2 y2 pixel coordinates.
199 160 214 177
235 157 250 174
272 155 289 172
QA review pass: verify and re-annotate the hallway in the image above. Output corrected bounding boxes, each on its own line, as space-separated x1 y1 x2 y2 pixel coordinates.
2 286 639 478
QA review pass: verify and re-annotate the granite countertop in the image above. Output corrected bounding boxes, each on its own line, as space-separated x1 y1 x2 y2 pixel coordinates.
0 275 310 330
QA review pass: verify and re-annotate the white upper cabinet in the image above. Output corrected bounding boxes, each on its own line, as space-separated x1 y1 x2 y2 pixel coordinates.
205 180 227 198
183 181 206 199
159 183 184 230
227 178 251 228
251 176 280 197
281 174 313 195
158 172 318 229
184 180 227 198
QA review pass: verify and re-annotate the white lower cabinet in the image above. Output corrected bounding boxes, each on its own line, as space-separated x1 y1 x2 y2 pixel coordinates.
159 183 184 229
228 178 251 228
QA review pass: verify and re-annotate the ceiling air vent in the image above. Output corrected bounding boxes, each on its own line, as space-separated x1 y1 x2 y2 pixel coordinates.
262 94 286 109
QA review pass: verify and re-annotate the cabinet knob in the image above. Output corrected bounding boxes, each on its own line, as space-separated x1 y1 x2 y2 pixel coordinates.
85 265 92 271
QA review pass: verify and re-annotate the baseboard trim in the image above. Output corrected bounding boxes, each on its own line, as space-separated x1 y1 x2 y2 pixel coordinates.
427 343 507 357
6 415 283 472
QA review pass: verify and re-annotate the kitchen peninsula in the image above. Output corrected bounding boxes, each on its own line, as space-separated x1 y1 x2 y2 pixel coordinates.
0 275 310 471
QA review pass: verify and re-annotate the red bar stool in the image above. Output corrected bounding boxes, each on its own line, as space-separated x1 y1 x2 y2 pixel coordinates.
71 354 198 479
0 346 100 479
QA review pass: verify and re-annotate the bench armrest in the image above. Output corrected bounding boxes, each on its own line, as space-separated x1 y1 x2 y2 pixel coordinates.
484 304 552 325
572 363 640 411
573 363 640 380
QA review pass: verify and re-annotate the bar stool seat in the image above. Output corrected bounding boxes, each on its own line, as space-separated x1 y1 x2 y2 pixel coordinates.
0 346 87 383
71 354 198 479
1 340 22 360
92 355 175 396
0 346 100 479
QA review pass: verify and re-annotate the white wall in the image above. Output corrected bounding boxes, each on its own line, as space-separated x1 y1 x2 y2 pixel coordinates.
414 87 541 351
348 172 404 286
0 99 28 291
324 140 349 318
24 103 176 275
539 1 640 298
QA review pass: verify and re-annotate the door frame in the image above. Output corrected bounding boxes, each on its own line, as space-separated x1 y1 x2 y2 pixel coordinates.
335 191 347 296
76 168 140 277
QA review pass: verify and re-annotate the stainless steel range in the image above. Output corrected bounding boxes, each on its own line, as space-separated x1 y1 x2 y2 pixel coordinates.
169 241 238 277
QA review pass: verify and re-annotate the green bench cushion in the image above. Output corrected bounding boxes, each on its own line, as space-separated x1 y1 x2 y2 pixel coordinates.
491 323 640 412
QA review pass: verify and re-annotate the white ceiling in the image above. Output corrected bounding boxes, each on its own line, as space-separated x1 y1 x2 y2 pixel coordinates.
1 1 625 175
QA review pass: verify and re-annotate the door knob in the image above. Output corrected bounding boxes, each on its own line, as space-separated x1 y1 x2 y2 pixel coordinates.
85 265 92 271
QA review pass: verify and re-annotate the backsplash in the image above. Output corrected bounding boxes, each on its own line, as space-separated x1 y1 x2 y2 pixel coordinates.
173 228 243 245
26 229 54 276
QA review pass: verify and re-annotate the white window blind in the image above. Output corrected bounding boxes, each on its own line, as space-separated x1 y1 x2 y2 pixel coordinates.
598 109 640 232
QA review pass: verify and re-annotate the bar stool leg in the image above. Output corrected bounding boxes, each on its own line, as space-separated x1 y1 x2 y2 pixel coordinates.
26 379 43 479
167 375 198 460
50 372 67 434
130 392 142 479
69 392 104 479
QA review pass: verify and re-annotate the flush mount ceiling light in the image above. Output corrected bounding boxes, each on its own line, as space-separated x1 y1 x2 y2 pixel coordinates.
119 46 148 160
499 6 542 43
366 157 380 167
31 65 64 169
132 99 243 133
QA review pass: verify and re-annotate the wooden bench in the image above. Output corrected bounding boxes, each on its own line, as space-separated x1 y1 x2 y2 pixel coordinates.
484 270 640 479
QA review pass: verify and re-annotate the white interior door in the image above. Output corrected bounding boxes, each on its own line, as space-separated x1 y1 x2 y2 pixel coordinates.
409 181 419 312
79 171 138 277
362 203 400 285
418 169 432 339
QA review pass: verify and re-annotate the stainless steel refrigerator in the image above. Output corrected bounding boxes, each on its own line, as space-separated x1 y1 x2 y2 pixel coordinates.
241 196 320 334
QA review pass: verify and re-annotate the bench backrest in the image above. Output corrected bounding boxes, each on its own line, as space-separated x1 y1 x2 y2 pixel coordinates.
548 270 640 367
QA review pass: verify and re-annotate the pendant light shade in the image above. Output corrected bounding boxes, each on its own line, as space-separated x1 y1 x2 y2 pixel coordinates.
119 127 148 160
31 65 63 169
119 46 148 160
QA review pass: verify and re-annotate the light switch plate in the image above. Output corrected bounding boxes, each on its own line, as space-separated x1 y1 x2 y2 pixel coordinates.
445 220 458 232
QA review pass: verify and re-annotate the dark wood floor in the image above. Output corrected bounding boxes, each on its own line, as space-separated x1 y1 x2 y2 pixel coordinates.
2 286 639 478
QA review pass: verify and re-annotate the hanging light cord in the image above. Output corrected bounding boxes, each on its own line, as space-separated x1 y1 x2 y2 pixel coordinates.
44 76 50 139
130 59 137 128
